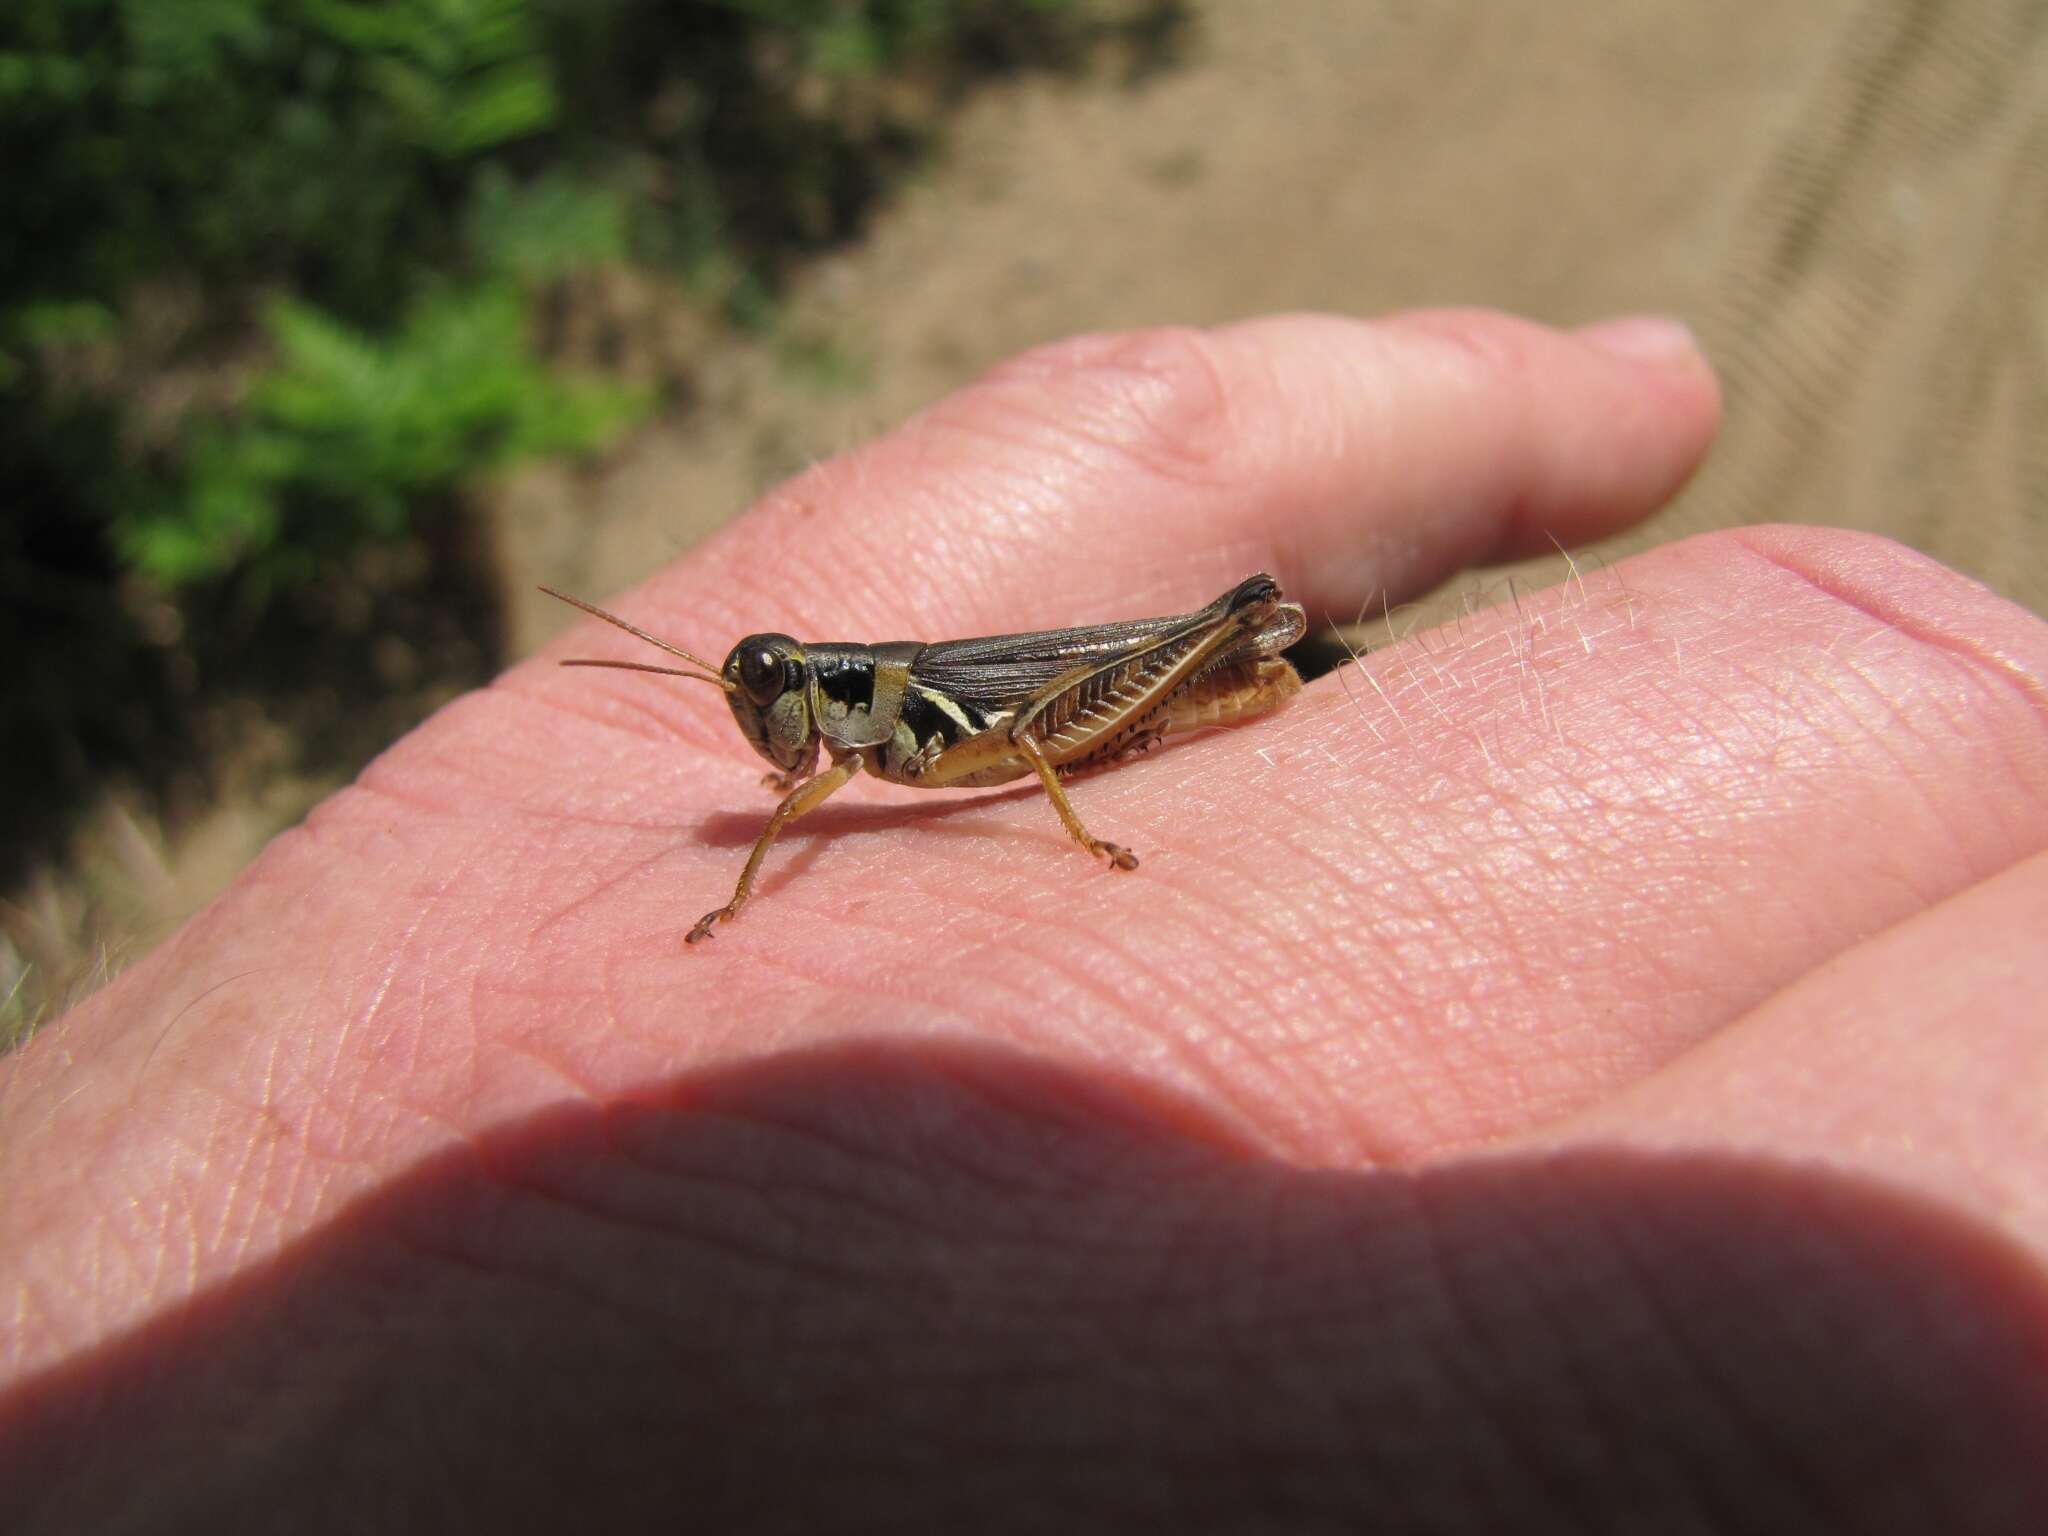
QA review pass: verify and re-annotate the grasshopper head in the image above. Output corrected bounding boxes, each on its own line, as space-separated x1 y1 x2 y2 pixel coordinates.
723 633 816 772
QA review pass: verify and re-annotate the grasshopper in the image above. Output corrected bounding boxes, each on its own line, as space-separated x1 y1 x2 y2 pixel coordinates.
542 574 1306 943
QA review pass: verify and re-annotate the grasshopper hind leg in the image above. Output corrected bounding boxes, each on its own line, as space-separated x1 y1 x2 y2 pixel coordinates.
1013 733 1141 871
1010 655 1302 875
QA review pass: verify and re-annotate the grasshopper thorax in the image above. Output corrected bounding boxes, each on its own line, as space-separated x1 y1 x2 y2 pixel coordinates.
722 633 815 772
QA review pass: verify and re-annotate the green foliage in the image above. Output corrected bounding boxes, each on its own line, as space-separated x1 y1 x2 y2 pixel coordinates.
299 0 558 158
0 0 1178 685
116 287 646 587
2 0 561 323
465 165 631 283
705 0 1078 75
3 1 1169 606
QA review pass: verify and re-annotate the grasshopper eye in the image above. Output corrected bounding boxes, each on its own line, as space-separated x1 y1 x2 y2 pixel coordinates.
738 646 782 706
733 635 802 708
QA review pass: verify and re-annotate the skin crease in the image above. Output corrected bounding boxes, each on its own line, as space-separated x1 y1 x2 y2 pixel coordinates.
5 310 2048 1531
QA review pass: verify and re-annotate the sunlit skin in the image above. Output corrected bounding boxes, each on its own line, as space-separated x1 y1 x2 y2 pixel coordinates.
4 311 2047 1529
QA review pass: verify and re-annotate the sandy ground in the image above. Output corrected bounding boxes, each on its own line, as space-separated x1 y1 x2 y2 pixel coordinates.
8 0 2044 1026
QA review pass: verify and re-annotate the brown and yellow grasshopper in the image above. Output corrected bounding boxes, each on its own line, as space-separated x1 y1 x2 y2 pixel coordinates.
542 574 1306 943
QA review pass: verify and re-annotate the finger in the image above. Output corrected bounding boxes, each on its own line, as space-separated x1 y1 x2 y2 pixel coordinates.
600 309 1717 654
1537 848 2048 1264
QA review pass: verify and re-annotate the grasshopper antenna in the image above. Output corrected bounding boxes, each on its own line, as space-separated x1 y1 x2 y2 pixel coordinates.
539 585 735 692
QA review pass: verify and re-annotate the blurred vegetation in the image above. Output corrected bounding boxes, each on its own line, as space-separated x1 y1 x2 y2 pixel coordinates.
0 0 1185 903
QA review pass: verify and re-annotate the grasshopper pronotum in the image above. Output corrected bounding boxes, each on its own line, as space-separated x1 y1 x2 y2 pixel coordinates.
542 574 1307 943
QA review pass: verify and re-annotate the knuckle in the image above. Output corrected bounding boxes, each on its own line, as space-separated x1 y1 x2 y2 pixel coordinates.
1379 308 1538 397
1724 524 2048 743
970 325 1239 487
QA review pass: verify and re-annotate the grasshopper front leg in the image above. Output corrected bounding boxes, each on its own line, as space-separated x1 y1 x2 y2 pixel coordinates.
690 750 863 944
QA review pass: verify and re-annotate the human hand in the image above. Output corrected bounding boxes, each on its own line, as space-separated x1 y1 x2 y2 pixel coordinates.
6 311 2046 1531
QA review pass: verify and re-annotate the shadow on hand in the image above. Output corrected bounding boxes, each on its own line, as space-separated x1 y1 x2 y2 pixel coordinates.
6 1038 2046 1533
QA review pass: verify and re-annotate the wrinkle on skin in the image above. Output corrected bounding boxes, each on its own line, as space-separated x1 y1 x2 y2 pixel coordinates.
1534 849 2048 1253
491 671 739 766
1733 525 2048 716
960 326 1247 493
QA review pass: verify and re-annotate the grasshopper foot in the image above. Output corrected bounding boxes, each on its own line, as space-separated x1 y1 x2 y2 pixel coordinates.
687 906 735 945
1097 841 1140 871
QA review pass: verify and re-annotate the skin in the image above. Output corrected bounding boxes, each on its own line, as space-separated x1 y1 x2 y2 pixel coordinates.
4 310 2048 1532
